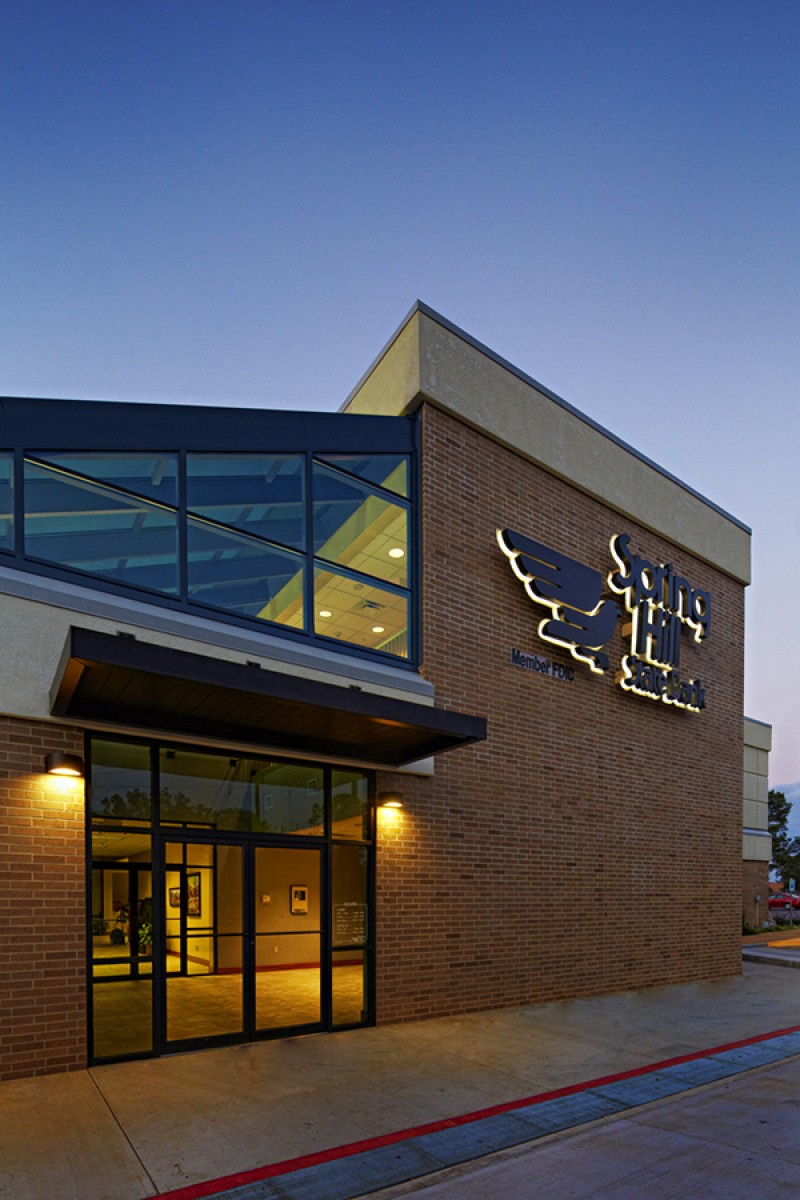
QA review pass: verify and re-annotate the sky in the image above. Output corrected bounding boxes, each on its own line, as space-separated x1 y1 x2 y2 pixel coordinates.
1 3 798 799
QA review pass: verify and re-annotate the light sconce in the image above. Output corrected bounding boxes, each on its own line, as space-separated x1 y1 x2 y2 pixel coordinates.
45 752 85 778
377 790 404 809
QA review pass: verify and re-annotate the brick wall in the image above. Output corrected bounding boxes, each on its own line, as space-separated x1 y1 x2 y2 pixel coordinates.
0 718 86 1080
375 404 745 1022
742 860 770 928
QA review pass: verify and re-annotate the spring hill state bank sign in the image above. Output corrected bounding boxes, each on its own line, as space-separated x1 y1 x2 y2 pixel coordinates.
497 528 712 714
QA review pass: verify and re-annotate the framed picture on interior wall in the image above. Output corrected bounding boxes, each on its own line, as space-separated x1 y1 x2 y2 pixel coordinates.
187 873 201 916
168 887 181 909
290 884 309 915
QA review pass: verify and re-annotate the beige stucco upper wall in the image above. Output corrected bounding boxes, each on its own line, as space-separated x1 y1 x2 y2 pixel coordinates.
2 577 434 706
744 716 772 754
344 307 751 584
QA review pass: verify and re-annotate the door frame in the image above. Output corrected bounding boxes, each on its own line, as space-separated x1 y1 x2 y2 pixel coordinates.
86 732 376 1066
157 832 328 1054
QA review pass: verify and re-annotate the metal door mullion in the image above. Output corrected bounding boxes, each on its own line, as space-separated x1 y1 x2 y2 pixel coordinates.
243 844 256 1041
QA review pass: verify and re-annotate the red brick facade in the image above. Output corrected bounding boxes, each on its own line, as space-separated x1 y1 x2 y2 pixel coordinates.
0 718 86 1080
742 860 770 928
0 403 746 1079
375 404 744 1022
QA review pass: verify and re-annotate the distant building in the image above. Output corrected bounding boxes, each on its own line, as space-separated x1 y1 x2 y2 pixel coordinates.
742 717 772 925
0 303 752 1080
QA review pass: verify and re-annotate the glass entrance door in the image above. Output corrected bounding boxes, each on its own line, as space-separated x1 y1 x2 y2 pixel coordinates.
254 847 322 1032
162 839 323 1048
88 736 373 1065
163 840 246 1045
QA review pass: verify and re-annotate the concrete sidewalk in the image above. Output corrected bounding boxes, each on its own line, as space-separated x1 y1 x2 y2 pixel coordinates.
364 1054 800 1199
1 959 799 1200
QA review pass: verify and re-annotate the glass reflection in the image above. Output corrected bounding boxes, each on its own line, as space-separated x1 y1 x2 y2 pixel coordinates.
187 454 305 549
0 453 13 551
186 517 305 628
91 740 152 822
331 770 369 840
316 454 408 498
159 749 324 835
24 460 178 595
32 452 178 505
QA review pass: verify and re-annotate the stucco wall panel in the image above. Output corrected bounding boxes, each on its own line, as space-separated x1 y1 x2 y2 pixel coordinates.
344 307 751 583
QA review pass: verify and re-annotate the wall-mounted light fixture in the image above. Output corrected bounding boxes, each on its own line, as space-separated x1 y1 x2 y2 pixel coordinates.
377 790 404 809
44 752 85 778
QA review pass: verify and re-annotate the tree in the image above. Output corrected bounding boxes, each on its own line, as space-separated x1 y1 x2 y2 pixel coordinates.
769 789 800 887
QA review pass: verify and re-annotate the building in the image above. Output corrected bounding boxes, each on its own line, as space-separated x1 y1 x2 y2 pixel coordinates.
0 303 751 1081
742 717 772 926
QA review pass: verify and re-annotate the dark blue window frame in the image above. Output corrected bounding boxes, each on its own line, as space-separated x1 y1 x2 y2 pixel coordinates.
0 397 420 668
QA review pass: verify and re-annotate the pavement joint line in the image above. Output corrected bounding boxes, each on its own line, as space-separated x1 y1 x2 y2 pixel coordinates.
87 1066 160 1197
154 1025 800 1200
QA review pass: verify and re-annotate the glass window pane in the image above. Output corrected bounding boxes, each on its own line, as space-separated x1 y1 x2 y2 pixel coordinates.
164 842 245 1041
332 770 370 841
159 749 324 835
160 749 247 831
24 460 178 594
314 567 408 658
91 863 132 959
251 761 324 835
187 455 305 549
0 452 13 551
33 453 178 505
187 517 305 628
316 455 408 498
93 980 152 1058
332 949 367 1026
90 740 152 822
332 844 368 948
255 847 321 1031
312 463 408 587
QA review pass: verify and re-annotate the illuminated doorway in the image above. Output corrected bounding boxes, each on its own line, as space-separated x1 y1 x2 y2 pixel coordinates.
88 737 373 1063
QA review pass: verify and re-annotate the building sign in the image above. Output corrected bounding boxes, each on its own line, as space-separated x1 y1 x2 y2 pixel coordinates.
333 902 367 946
497 529 618 674
498 527 711 713
510 648 574 681
608 533 710 712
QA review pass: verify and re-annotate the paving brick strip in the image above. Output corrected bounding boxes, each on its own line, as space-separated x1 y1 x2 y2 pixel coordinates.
157 1026 800 1200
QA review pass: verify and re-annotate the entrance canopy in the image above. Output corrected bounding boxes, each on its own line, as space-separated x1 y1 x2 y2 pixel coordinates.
51 627 486 767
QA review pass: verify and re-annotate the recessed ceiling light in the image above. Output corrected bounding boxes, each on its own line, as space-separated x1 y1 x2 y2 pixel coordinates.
388 547 405 558
371 625 385 634
318 609 333 618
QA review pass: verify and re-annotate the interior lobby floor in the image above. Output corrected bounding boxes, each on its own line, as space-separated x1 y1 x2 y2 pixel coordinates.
3 960 800 1200
92 964 365 1057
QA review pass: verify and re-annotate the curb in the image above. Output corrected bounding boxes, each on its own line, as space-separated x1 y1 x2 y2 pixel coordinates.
156 1026 800 1200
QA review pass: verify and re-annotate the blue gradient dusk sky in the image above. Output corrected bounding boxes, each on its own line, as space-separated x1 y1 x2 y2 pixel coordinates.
2 3 798 791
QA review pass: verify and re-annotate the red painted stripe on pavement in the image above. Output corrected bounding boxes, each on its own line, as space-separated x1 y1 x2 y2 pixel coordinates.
156 1024 800 1200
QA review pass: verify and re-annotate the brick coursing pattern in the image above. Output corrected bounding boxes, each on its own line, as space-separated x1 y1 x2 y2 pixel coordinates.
0 403 746 1074
374 404 744 1023
0 719 86 1080
742 860 770 927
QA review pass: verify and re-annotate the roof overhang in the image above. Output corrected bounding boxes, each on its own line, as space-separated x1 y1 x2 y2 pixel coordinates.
51 627 486 767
